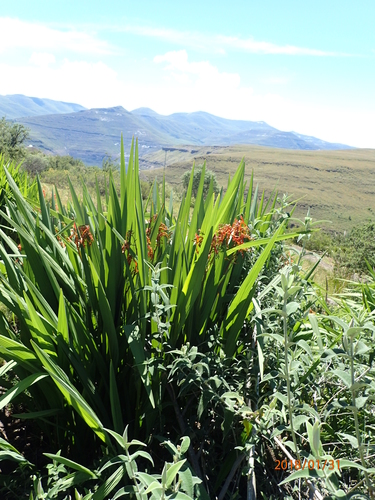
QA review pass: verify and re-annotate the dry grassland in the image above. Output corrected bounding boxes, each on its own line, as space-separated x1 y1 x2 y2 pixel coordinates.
141 145 375 232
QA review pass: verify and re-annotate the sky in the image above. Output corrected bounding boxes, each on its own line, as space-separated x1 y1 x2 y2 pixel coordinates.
0 0 374 148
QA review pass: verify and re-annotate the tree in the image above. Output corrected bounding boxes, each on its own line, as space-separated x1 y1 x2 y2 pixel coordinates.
47 155 86 170
22 151 49 176
0 117 29 162
102 153 120 172
182 164 219 199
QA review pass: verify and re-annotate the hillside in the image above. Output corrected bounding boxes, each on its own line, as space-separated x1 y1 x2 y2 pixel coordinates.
140 145 375 232
19 106 178 165
17 104 352 165
132 107 352 150
0 94 86 119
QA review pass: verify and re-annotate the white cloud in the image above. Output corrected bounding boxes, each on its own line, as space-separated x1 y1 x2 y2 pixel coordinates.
29 52 56 67
147 50 373 148
0 17 112 54
154 50 241 89
0 59 123 108
0 46 372 148
261 76 290 85
123 25 344 56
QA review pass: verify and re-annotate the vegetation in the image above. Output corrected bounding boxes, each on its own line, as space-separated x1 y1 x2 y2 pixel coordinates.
182 165 219 199
333 222 375 275
0 139 374 499
0 117 30 163
301 223 375 278
142 144 375 233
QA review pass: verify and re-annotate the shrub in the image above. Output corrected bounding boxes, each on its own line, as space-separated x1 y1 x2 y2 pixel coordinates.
182 163 219 199
22 151 49 176
334 221 375 275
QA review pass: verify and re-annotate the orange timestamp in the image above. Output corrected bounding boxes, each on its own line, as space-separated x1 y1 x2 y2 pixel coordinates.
275 459 340 471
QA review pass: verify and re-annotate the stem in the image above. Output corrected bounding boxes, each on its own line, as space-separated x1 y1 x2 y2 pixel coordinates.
283 293 300 462
166 383 203 482
349 336 371 494
273 435 323 500
246 324 257 500
125 445 145 500
218 453 245 500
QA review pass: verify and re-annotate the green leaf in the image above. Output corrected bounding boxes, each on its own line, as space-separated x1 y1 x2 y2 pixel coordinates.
0 372 48 410
32 342 108 445
144 481 163 494
223 222 286 356
0 335 38 371
109 361 123 434
12 409 63 419
0 360 17 377
166 459 186 488
226 230 300 255
88 258 119 369
339 459 375 473
179 436 190 455
308 314 323 351
124 325 155 409
0 450 30 463
272 392 288 405
92 465 125 500
306 421 321 457
57 289 69 343
44 453 97 478
279 467 317 485
333 369 351 388
338 433 358 448
292 415 310 431
103 428 126 450
172 493 195 500
285 301 299 316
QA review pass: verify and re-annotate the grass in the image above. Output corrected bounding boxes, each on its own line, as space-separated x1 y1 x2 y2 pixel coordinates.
141 144 375 232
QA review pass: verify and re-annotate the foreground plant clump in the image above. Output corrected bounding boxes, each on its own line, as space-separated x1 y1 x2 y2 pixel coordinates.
0 140 374 499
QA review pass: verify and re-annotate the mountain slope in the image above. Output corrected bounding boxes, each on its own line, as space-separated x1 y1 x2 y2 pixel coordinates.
19 106 178 165
16 104 353 165
0 94 86 119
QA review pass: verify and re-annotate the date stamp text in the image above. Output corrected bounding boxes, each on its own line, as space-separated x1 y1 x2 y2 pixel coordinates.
275 459 340 471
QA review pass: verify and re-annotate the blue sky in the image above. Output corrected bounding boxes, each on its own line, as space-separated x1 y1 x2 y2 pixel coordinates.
0 0 374 147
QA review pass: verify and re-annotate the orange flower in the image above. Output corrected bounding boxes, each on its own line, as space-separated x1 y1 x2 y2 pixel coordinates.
209 216 252 257
69 223 94 250
78 225 94 247
146 235 154 259
193 231 204 254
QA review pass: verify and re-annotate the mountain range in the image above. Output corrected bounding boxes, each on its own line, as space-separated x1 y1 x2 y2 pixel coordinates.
0 94 353 166
0 94 86 119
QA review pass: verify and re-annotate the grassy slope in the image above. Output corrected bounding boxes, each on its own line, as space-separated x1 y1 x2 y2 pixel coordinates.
140 145 375 232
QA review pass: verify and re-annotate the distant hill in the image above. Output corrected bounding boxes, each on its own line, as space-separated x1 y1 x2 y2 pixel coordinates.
14 102 353 166
0 94 86 119
132 108 352 150
19 106 176 165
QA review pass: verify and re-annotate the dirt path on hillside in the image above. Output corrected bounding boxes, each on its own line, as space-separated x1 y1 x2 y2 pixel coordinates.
288 245 334 273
